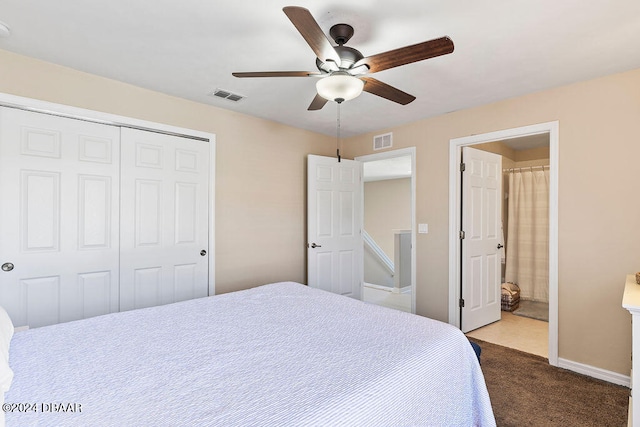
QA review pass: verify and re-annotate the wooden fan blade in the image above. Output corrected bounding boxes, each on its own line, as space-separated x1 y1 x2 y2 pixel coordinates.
354 36 454 74
283 6 341 64
361 77 416 105
232 71 321 78
308 93 329 110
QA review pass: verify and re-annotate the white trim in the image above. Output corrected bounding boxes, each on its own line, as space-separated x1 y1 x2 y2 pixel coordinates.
558 358 631 388
208 134 216 296
356 147 416 314
362 230 395 274
364 282 393 291
0 92 213 141
0 92 217 296
448 121 559 366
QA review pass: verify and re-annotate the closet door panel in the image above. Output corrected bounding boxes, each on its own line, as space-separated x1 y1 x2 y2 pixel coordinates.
78 175 113 249
120 128 209 311
0 107 121 328
21 170 60 251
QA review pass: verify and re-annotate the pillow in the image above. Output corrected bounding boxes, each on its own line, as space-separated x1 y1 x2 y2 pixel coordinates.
0 306 14 393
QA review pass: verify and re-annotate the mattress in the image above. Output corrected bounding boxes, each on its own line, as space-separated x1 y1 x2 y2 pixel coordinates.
5 282 495 426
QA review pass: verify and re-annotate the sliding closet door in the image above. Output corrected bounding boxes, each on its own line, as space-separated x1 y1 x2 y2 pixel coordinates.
0 107 121 328
119 128 209 311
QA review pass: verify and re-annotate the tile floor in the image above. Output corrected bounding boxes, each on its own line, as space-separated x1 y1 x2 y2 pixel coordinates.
465 310 549 358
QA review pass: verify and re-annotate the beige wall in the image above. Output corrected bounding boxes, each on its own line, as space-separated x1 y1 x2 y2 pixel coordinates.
364 178 411 258
474 141 550 164
0 49 335 295
515 146 550 163
473 141 517 160
343 68 640 376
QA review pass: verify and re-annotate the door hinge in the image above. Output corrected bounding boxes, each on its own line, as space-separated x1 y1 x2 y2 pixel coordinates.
460 162 466 172
459 230 465 240
459 298 465 308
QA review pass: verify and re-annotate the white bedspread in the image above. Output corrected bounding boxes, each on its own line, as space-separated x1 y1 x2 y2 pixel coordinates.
6 282 495 426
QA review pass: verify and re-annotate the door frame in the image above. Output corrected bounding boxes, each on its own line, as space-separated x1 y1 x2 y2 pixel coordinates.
448 122 559 366
356 147 416 313
0 92 217 296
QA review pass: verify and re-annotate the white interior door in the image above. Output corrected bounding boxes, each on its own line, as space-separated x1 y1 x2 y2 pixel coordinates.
307 155 362 299
0 107 120 328
120 128 209 311
461 146 502 332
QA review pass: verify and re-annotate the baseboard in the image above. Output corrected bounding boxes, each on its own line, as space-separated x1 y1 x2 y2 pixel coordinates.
363 282 392 292
558 357 630 387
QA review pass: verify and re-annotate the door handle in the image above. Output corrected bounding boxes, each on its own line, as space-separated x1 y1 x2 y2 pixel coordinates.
309 243 322 248
1 262 14 272
497 244 504 249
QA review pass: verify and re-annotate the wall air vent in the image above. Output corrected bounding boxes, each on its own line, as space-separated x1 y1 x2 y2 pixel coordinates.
373 132 393 151
209 89 245 102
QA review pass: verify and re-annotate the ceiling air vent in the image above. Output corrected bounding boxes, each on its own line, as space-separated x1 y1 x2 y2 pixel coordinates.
373 132 392 151
209 89 245 102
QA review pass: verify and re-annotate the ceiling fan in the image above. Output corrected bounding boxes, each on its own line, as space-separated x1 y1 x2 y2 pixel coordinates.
232 6 454 111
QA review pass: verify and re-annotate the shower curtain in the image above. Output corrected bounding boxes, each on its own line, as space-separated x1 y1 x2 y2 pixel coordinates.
504 168 549 303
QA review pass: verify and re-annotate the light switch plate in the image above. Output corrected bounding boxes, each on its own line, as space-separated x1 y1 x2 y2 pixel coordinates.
418 223 428 234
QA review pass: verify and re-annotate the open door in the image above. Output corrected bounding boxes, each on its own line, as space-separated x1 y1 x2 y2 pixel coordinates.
307 155 362 299
461 146 502 332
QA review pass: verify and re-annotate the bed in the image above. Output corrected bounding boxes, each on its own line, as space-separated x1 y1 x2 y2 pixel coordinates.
1 282 495 426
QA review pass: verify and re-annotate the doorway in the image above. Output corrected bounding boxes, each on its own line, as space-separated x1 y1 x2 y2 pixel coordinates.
356 148 416 314
448 122 559 366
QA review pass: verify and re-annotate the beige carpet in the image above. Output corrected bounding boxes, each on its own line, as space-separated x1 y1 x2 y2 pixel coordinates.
475 339 629 426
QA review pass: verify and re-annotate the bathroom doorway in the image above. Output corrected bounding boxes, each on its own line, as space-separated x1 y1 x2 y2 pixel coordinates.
448 122 559 365
465 135 551 358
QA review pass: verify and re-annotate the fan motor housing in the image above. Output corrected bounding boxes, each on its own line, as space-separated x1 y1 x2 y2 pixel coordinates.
316 45 363 72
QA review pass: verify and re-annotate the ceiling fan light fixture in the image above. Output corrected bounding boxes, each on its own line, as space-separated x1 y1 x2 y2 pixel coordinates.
316 72 364 102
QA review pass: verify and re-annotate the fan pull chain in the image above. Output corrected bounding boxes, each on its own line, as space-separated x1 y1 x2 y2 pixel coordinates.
336 101 341 162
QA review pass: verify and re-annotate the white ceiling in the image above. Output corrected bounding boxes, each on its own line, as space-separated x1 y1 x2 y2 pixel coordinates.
1 1 639 138
499 133 549 151
363 155 412 182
